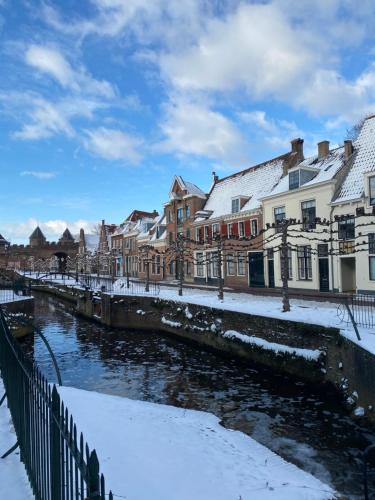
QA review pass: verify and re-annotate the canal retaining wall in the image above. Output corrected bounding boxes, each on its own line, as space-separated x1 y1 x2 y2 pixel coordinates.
34 284 375 423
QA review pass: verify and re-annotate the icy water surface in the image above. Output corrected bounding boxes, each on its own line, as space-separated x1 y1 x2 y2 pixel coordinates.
22 293 375 499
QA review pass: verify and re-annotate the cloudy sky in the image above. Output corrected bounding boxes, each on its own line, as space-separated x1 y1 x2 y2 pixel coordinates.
1 0 375 243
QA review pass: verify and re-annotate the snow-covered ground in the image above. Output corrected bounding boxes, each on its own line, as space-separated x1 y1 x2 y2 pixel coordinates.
0 379 33 500
59 385 336 500
0 289 32 304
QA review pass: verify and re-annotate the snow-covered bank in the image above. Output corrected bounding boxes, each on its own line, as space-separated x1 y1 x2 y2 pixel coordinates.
0 289 32 304
58 386 336 500
0 379 33 499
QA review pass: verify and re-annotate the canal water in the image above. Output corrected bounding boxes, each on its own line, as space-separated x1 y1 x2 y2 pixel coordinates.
22 292 375 499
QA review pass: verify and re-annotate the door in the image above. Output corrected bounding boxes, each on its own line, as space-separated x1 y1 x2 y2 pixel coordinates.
249 252 265 288
318 244 329 292
267 249 275 288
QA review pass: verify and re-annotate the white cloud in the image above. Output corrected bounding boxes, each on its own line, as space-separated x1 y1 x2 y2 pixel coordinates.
25 44 115 98
83 127 143 162
1 218 97 244
158 99 249 167
20 170 57 179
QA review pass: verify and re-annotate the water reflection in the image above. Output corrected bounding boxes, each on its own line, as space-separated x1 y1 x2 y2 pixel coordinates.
21 293 375 499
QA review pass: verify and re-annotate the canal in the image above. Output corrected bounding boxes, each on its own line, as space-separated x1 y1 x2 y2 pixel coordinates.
22 292 375 499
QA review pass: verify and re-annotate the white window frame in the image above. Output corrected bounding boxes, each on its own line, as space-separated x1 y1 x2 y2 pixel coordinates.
237 252 246 276
231 198 240 214
250 219 258 236
238 221 245 237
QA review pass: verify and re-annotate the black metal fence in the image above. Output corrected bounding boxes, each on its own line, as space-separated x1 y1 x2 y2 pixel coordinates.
337 293 375 330
0 305 113 500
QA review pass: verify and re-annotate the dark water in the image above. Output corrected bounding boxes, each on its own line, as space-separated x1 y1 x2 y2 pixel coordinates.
22 293 375 499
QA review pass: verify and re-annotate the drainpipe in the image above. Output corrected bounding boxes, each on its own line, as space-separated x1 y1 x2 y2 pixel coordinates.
329 205 335 292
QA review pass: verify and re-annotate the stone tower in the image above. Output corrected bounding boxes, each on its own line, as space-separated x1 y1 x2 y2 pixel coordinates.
29 227 46 248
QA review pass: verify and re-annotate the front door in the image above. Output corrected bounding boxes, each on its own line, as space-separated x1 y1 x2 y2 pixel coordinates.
318 244 329 292
267 249 275 288
249 252 265 288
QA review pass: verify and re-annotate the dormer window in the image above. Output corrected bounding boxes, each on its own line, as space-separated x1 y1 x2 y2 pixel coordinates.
289 168 318 190
231 198 240 213
370 176 375 206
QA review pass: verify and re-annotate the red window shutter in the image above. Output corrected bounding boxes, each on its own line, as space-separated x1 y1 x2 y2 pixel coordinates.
221 224 227 236
208 226 212 239
232 222 239 236
244 220 251 237
199 227 203 241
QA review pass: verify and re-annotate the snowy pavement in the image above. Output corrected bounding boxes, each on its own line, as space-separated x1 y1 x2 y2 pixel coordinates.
59 385 336 500
0 379 33 500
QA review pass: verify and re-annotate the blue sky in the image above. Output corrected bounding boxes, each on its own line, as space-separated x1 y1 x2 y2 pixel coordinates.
1 0 375 243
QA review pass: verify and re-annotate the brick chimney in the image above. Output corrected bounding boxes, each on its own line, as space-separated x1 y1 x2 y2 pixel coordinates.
212 171 219 184
290 138 304 161
318 140 330 159
344 140 353 160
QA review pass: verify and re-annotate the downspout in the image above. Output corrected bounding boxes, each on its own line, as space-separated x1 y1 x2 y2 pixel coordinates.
329 205 335 292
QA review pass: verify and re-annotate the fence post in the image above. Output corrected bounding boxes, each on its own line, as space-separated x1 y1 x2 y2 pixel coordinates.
87 450 101 500
50 386 62 500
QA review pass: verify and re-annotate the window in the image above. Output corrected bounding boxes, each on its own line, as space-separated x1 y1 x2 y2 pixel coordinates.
369 234 375 280
195 228 200 242
186 205 191 218
297 246 312 280
370 177 375 206
210 252 219 277
167 210 173 223
301 200 316 230
227 223 233 237
239 221 245 237
185 260 190 276
279 248 293 280
169 232 174 244
152 256 156 274
289 170 300 190
274 206 285 232
156 255 161 274
251 219 258 236
204 226 209 242
289 169 318 190
196 253 204 277
237 252 246 276
212 223 220 236
177 208 184 224
226 254 235 275
186 229 191 240
338 217 355 240
232 198 240 214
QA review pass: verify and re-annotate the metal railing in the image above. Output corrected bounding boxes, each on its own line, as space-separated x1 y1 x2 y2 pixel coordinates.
0 305 113 500
338 293 375 332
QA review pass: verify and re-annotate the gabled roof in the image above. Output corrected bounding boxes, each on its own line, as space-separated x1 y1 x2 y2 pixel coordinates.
169 175 206 199
334 115 375 203
30 226 46 240
60 228 74 241
265 146 345 198
126 209 158 222
200 154 287 220
0 234 9 244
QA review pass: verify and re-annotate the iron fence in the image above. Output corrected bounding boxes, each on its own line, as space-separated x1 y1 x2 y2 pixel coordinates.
0 305 113 500
337 293 375 331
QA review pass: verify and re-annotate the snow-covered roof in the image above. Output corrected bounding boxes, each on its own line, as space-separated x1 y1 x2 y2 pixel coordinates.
265 146 345 198
169 175 206 199
200 157 286 220
334 116 375 203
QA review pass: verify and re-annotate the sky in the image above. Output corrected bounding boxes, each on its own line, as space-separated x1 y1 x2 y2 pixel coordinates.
1 0 375 243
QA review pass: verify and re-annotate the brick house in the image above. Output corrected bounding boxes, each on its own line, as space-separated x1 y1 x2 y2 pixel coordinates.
192 141 303 290
137 214 167 281
163 176 207 282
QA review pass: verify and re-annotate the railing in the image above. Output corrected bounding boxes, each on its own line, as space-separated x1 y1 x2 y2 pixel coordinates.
0 305 113 500
337 293 375 332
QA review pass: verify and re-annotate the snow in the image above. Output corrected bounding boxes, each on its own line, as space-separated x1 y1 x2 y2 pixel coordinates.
58 385 336 500
354 406 365 417
0 378 33 500
0 290 33 304
223 330 323 361
335 115 375 203
161 316 182 328
201 158 284 219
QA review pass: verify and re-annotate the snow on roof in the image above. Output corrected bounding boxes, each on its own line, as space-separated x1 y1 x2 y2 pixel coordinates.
334 115 375 203
201 157 285 219
170 175 206 199
266 146 345 198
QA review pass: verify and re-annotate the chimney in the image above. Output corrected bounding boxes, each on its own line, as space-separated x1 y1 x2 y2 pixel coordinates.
344 140 353 160
101 219 105 226
212 171 219 184
290 138 304 160
318 140 330 160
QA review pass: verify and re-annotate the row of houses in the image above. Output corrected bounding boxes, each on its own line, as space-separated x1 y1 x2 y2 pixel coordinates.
95 116 375 295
